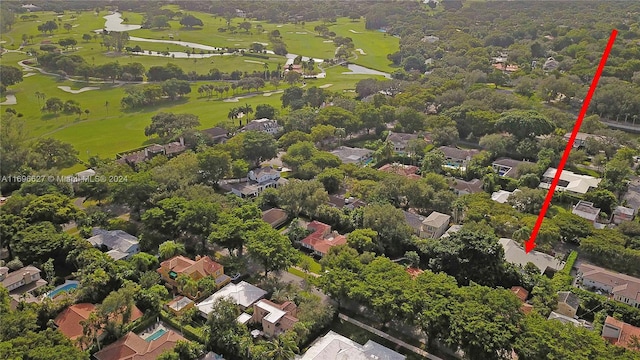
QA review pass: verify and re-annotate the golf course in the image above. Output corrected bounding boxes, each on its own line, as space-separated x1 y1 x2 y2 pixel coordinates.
0 4 399 173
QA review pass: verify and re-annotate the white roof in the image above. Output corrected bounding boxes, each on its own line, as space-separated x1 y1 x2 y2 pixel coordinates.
255 299 287 324
196 281 266 316
499 238 565 274
491 189 520 204
105 249 129 261
87 229 138 253
540 168 601 194
422 211 450 228
237 313 252 324
297 331 406 360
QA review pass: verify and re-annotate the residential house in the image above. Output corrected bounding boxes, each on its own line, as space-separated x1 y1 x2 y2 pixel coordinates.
555 291 580 318
330 146 373 165
492 63 519 72
1 265 47 296
300 221 347 257
564 132 606 148
499 238 565 274
602 316 640 351
420 212 451 239
539 167 601 195
327 195 366 210
572 200 601 223
403 211 425 236
157 255 230 296
548 311 591 328
492 158 533 178
449 178 484 196
441 224 462 238
165 296 194 316
578 263 640 308
251 299 299 338
614 206 636 225
196 281 267 318
421 35 439 43
54 303 143 342
261 208 289 228
241 118 282 135
511 286 534 314
543 57 559 71
94 330 187 360
201 127 229 144
386 132 418 153
378 163 421 180
298 330 406 360
439 146 480 172
510 286 529 302
116 138 186 167
491 189 521 204
230 166 287 198
87 229 140 261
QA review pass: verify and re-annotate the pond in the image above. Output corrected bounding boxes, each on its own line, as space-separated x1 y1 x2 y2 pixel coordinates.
102 12 142 32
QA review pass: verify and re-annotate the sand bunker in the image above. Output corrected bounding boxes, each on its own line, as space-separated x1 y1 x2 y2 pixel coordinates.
244 60 265 64
23 73 36 77
295 32 307 34
349 29 362 34
0 94 17 105
58 86 100 94
356 48 366 55
319 84 333 89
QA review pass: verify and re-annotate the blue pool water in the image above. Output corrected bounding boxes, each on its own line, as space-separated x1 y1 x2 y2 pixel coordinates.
47 281 79 299
146 328 167 341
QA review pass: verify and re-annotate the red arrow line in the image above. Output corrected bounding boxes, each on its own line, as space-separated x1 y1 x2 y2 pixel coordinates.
526 29 618 253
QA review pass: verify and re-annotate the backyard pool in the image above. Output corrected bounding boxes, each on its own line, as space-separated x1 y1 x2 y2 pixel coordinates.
146 328 167 341
47 281 79 299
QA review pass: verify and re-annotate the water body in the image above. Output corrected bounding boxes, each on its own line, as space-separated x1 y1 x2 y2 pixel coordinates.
342 64 391 78
102 12 142 32
101 12 389 77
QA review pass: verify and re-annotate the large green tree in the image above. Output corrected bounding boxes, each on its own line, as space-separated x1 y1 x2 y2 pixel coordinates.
246 224 299 277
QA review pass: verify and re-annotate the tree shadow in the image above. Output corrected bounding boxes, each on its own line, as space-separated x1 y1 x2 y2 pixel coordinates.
121 97 190 114
40 113 60 121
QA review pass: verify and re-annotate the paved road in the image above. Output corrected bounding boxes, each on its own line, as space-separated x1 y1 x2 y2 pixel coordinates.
338 313 442 360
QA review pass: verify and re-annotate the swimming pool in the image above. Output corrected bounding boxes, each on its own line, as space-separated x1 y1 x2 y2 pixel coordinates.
146 328 167 341
47 281 79 299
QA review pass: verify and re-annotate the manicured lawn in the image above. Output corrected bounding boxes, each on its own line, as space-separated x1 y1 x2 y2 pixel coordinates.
297 253 322 274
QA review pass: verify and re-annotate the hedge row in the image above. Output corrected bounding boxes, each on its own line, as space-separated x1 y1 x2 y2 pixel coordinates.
243 53 270 60
159 310 207 344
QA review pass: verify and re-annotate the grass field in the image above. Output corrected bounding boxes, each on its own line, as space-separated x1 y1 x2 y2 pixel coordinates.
1 7 396 173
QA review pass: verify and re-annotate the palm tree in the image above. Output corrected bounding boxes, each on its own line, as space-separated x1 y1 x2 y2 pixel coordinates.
228 107 239 122
334 128 346 146
374 141 394 164
242 103 253 120
263 62 270 79
264 336 298 360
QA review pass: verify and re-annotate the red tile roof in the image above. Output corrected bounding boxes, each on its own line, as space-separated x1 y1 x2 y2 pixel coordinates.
603 316 640 351
378 163 420 179
55 303 96 340
510 286 529 302
54 303 144 341
159 256 223 278
301 221 346 256
94 330 186 360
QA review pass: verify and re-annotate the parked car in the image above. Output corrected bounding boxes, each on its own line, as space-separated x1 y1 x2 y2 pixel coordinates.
230 273 242 283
